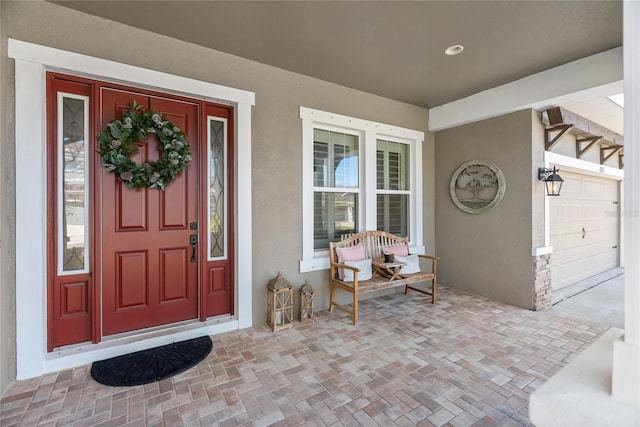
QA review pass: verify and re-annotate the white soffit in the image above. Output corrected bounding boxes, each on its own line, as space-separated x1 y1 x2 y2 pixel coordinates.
561 97 624 135
429 47 623 132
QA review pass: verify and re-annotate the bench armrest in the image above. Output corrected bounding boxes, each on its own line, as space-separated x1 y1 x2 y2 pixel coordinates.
417 254 438 274
331 262 361 272
330 262 362 286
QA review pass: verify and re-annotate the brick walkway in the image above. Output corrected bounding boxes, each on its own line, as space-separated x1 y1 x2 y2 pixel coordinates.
1 286 605 426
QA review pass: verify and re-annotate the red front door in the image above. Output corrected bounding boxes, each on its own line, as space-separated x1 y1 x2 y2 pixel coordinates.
100 89 199 336
47 73 235 348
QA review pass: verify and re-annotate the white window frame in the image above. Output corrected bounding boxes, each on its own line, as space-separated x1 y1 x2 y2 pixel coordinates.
300 107 424 272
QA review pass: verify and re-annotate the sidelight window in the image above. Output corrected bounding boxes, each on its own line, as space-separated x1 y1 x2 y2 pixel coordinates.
58 93 90 275
208 117 228 260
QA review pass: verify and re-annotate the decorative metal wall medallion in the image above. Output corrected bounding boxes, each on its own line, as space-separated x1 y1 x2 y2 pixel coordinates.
450 160 505 214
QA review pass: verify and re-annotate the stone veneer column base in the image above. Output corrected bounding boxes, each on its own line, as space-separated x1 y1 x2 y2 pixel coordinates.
533 253 552 310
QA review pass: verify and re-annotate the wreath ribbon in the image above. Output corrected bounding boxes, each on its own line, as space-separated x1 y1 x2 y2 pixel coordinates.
97 100 192 190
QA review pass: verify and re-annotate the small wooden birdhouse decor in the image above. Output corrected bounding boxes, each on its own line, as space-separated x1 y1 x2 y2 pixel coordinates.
300 280 315 323
267 272 293 331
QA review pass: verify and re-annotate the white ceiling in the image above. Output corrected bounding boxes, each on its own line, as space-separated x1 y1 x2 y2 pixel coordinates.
51 0 623 132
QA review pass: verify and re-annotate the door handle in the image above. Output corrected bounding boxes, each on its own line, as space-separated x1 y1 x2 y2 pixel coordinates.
582 227 586 239
190 234 198 262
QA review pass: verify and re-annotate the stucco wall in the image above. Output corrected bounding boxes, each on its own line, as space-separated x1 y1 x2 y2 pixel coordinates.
435 109 536 309
1 1 434 387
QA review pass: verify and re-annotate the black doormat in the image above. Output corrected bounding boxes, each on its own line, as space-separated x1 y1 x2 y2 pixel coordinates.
90 336 212 386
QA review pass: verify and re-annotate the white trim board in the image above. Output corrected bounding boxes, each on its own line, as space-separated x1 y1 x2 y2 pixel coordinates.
9 39 255 379
9 39 255 106
300 107 425 140
544 151 624 181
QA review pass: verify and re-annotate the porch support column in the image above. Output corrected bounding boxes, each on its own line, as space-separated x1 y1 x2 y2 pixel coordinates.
612 0 640 404
530 5 639 424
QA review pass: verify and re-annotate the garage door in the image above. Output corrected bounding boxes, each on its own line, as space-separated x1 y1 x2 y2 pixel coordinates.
549 171 619 291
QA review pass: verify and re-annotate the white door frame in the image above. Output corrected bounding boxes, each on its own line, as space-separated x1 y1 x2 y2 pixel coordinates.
9 39 255 380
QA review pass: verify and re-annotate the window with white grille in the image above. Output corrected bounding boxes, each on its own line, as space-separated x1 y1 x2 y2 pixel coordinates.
300 107 424 272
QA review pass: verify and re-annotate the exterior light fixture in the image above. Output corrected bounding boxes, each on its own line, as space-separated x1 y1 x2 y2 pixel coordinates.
538 167 564 196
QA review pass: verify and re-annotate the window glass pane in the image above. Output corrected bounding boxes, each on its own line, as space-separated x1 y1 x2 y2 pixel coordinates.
60 96 88 273
376 151 384 189
377 194 408 237
313 140 328 187
332 133 358 189
376 140 409 191
314 192 358 249
209 119 226 258
314 129 358 189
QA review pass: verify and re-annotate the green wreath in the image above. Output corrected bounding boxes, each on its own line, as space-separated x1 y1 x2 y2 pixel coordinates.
97 100 192 190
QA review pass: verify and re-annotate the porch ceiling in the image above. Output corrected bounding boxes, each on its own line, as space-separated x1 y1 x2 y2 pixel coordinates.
50 1 621 109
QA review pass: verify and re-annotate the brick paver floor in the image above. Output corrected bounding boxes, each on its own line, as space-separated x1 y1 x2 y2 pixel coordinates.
1 286 606 426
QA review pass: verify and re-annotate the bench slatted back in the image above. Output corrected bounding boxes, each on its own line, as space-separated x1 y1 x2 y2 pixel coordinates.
330 231 409 263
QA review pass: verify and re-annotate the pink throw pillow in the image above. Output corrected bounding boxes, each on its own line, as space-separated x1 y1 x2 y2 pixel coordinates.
384 246 409 257
336 244 366 263
335 245 365 279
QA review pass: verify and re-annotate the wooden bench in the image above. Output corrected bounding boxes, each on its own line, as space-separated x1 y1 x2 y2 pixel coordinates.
329 230 438 325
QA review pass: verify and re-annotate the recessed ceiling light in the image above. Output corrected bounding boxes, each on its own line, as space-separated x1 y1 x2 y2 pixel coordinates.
445 45 464 56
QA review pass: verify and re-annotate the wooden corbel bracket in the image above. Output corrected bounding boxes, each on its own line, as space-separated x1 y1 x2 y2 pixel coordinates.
575 136 602 159
545 124 573 151
600 145 623 165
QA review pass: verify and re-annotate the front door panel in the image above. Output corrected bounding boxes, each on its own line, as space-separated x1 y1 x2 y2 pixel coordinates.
101 88 199 336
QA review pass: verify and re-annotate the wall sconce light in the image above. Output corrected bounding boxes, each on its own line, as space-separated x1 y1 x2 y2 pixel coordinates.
538 167 564 196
